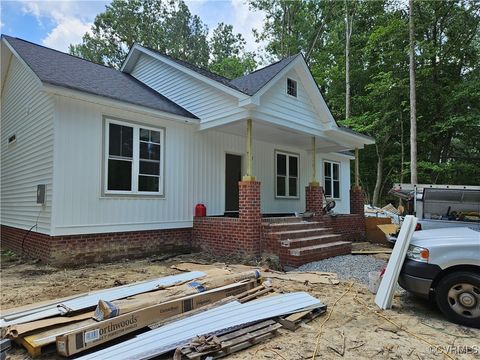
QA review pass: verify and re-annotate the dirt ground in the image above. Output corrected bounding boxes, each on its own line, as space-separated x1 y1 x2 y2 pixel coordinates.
1 251 479 360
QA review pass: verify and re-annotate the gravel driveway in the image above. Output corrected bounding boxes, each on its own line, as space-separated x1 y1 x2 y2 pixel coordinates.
294 255 387 285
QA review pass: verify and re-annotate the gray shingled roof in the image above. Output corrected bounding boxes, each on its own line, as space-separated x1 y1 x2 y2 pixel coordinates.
3 35 197 119
140 45 300 96
229 54 300 95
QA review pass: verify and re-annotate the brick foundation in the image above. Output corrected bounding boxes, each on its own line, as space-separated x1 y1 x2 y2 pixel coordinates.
1 225 192 265
323 214 366 242
193 181 262 257
305 185 323 215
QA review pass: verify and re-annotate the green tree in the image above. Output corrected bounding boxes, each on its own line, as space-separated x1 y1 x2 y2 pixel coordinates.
209 23 257 78
70 0 209 68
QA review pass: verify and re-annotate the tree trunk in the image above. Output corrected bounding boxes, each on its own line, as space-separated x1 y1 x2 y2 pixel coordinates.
399 111 405 206
372 145 383 207
345 0 353 119
409 0 418 184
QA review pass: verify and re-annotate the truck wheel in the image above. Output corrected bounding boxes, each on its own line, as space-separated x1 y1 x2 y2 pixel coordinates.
435 272 480 328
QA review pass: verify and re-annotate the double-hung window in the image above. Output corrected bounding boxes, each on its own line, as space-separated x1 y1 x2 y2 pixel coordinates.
324 161 340 199
275 151 299 198
105 118 164 195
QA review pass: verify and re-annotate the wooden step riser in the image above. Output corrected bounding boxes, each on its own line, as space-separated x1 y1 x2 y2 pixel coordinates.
290 243 352 257
280 244 352 267
280 236 342 249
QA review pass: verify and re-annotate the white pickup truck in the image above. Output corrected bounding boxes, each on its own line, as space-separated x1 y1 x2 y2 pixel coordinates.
398 227 480 328
391 184 480 231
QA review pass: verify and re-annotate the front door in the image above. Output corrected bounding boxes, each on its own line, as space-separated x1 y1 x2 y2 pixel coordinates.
225 154 242 213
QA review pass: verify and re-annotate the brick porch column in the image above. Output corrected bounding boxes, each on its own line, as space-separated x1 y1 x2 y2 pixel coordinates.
239 180 262 255
350 186 364 215
306 184 323 215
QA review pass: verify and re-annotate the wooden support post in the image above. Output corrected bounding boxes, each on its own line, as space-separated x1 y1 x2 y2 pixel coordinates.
310 137 319 186
355 147 360 189
243 119 255 181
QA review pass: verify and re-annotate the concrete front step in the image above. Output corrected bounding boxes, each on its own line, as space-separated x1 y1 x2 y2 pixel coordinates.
262 221 325 232
271 228 333 240
280 234 341 248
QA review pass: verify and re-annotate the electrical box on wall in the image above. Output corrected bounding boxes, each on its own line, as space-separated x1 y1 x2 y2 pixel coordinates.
37 184 46 205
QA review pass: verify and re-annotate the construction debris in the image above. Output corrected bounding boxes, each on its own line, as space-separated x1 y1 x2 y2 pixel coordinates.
0 265 329 360
0 271 206 327
0 339 11 360
176 320 283 359
75 292 324 360
263 271 339 285
375 216 418 309
57 280 258 356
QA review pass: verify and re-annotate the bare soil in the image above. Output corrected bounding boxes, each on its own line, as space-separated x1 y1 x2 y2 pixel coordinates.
1 252 479 360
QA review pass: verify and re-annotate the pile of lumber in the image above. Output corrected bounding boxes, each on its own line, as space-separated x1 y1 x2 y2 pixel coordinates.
0 267 327 359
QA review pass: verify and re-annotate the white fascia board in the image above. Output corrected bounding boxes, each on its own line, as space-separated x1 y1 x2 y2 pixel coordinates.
325 127 375 148
198 111 252 131
124 44 249 100
2 37 43 88
120 45 139 72
42 84 200 125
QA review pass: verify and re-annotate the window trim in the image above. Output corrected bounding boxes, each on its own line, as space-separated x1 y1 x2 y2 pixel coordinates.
323 160 341 200
103 117 165 197
275 150 300 199
286 78 297 98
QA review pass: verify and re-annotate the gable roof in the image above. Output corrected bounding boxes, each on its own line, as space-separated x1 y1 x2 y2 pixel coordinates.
2 35 197 119
140 45 243 94
229 54 300 95
124 44 301 97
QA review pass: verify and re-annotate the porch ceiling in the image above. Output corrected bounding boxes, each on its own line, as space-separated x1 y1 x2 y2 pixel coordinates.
210 119 352 152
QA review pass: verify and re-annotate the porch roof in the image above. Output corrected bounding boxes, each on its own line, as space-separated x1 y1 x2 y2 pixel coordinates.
208 118 373 152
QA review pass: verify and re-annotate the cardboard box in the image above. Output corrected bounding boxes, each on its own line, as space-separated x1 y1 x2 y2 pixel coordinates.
56 280 257 356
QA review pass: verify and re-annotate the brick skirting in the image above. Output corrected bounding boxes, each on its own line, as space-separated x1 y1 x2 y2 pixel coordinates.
0 225 192 265
193 180 262 257
324 214 366 242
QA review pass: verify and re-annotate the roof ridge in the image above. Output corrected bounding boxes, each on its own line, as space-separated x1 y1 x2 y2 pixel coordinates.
2 34 117 71
231 53 301 81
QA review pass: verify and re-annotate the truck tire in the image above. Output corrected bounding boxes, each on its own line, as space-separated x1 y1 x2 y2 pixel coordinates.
435 271 480 328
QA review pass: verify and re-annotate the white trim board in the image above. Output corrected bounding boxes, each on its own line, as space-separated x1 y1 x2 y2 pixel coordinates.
375 215 418 310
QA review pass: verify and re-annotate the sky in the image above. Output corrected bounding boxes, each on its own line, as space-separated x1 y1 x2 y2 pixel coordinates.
0 0 266 53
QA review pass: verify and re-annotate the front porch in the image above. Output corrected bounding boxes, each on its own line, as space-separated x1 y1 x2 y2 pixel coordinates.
192 118 370 267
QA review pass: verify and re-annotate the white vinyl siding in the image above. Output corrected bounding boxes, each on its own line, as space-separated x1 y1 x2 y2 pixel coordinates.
51 96 315 235
256 68 331 129
1 56 54 234
130 54 248 123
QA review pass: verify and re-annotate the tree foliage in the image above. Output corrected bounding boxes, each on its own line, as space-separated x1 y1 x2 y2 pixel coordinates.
250 0 480 204
70 0 256 77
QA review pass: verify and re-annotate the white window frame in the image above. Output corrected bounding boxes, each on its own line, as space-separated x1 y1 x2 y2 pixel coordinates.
286 78 297 98
104 118 164 196
323 160 340 199
275 150 300 199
